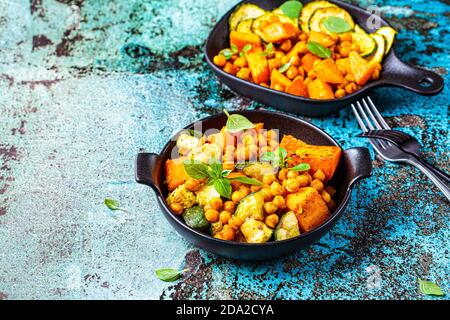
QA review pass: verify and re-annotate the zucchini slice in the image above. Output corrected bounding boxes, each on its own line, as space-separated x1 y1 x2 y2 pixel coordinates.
375 26 397 54
236 19 254 33
309 7 355 34
352 25 377 57
367 33 386 65
229 3 266 32
272 7 298 26
300 0 336 32
251 13 297 42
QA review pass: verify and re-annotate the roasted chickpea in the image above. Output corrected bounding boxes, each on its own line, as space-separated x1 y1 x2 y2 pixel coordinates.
213 55 227 67
313 169 326 182
236 67 251 80
327 199 337 211
205 209 219 222
265 214 280 228
273 83 285 92
321 190 331 203
299 33 308 41
169 202 183 215
239 185 251 196
286 178 300 193
339 33 352 42
209 198 223 211
296 174 310 187
232 190 245 203
223 201 236 214
291 55 301 67
345 82 357 94
304 77 312 85
286 66 298 80
185 178 200 192
262 187 274 202
350 43 360 53
275 51 285 59
268 58 282 71
287 170 299 179
307 70 316 79
272 195 286 210
310 179 324 192
233 56 247 68
345 74 355 82
264 202 278 215
297 66 305 79
219 210 232 224
339 46 351 58
335 88 346 98
220 224 235 240
280 39 292 52
228 216 244 230
267 129 278 141
281 55 292 65
270 181 283 196
223 62 238 75
242 134 255 146
278 168 288 181
261 174 275 185
324 185 336 197
340 40 352 47
250 185 263 192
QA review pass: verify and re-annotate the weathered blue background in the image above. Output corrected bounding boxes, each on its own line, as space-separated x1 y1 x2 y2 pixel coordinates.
0 0 448 300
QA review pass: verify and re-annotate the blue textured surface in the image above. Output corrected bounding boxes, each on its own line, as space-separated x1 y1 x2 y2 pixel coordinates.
0 0 448 300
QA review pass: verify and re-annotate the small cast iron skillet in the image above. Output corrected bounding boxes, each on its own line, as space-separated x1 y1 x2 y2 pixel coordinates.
204 0 444 117
135 111 372 260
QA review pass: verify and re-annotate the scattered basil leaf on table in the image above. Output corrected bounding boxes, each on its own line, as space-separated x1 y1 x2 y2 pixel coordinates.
291 163 310 172
418 279 445 296
104 198 127 212
155 268 188 282
280 0 303 20
307 41 332 59
228 176 263 186
279 56 294 73
223 109 255 133
322 16 352 33
221 169 232 177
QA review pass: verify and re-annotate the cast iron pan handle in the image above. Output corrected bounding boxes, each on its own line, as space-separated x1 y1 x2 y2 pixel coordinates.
135 152 162 194
382 53 444 95
342 147 372 190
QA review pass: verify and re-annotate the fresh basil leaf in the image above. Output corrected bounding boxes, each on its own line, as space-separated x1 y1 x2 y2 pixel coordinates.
307 41 332 58
209 161 223 179
291 163 310 172
418 279 445 296
278 56 294 73
221 49 233 60
239 51 245 57
260 151 275 162
277 147 288 160
221 169 232 177
228 176 262 186
104 198 121 210
322 16 352 33
235 162 252 170
259 52 268 57
223 109 255 133
242 44 253 53
155 268 187 282
213 178 232 199
183 160 210 179
266 42 274 54
280 1 303 20
230 44 238 54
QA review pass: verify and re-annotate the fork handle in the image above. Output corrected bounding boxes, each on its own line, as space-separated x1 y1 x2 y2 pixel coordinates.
407 157 450 202
416 157 450 184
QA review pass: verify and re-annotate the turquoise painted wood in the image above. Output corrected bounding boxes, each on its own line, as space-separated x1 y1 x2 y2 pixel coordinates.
0 0 448 300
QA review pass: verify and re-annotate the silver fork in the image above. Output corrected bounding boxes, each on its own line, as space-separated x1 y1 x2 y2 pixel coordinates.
351 96 450 202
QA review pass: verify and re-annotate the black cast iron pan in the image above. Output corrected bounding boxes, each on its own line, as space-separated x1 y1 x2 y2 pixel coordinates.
204 0 444 117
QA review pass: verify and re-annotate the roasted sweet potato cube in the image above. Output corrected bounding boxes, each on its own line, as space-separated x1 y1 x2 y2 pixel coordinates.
229 31 261 51
335 58 350 75
286 77 309 97
286 41 308 58
246 52 270 84
285 187 330 232
348 51 375 85
270 69 292 89
314 59 345 84
294 145 342 180
308 31 335 48
301 53 321 73
262 22 297 43
280 135 308 154
165 157 190 191
307 79 335 100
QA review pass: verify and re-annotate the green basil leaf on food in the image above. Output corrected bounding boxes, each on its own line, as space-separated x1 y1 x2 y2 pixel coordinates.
322 16 352 33
278 56 294 73
260 151 275 162
307 41 332 58
223 109 255 133
183 160 210 179
242 44 253 53
277 147 288 160
291 163 310 172
280 0 303 20
231 44 238 54
221 169 232 177
221 49 233 60
418 279 445 296
228 176 263 186
213 178 232 199
104 198 121 210
155 268 187 282
266 42 274 54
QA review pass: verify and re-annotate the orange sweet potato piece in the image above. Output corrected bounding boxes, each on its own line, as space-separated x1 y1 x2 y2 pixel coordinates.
314 59 345 84
280 135 308 154
229 31 261 51
286 41 308 58
165 157 190 191
348 51 375 85
270 69 292 89
286 77 309 97
307 79 335 100
335 58 350 74
285 187 330 232
308 31 335 48
262 22 297 43
246 52 270 84
301 53 321 73
293 145 342 180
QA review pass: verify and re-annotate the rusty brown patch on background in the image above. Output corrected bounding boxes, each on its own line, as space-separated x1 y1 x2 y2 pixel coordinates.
32 35 53 50
0 292 8 300
19 79 61 90
11 120 26 136
56 30 84 57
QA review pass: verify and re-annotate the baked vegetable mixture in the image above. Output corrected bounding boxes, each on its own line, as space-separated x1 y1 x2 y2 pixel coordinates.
212 0 397 100
164 112 342 243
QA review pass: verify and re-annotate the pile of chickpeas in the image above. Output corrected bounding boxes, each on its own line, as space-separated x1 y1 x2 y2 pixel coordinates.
213 27 382 98
174 127 337 242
